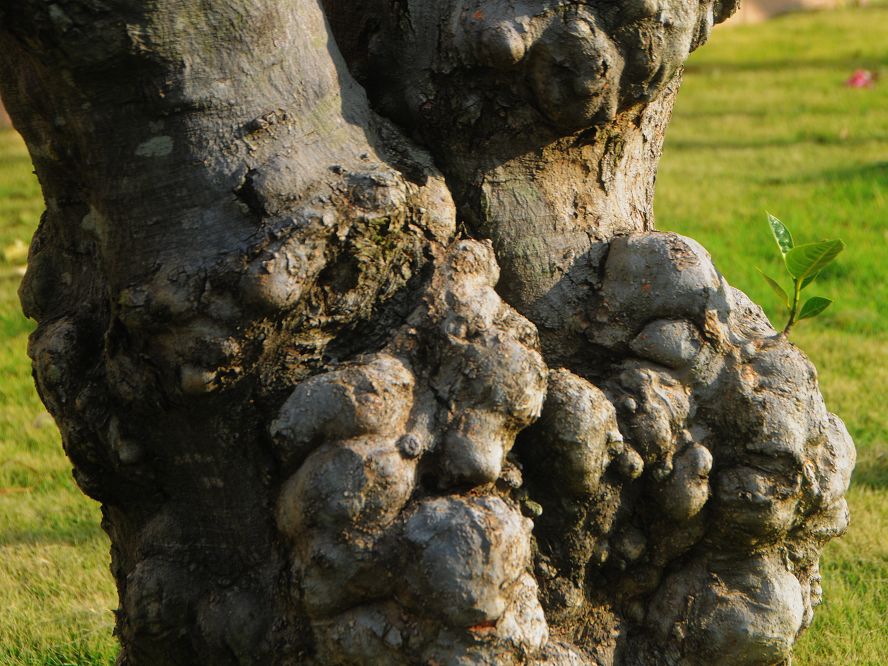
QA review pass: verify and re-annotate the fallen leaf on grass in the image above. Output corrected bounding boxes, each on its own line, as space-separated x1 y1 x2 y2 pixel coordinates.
0 265 27 279
2 238 28 263
32 411 54 429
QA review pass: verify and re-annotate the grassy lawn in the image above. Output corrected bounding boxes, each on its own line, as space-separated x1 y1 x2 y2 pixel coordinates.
658 6 888 664
0 133 118 664
0 5 885 665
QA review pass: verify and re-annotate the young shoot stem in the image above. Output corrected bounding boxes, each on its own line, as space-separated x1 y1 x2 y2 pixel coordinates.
784 278 802 335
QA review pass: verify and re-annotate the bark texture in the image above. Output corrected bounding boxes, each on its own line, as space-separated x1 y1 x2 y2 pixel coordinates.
0 1 854 665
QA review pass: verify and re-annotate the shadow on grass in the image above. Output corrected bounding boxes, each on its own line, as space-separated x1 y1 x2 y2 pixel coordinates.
685 56 885 75
666 135 888 152
794 160 888 184
852 453 888 490
760 160 888 192
674 103 886 120
0 526 107 547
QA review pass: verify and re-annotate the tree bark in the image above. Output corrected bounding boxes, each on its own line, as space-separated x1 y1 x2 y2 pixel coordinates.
0 1 854 665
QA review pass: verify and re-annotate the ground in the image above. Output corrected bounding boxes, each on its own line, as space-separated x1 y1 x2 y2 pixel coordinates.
0 5 886 665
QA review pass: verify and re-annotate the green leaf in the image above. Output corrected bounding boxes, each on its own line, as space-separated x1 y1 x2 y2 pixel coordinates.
800 271 820 290
798 296 833 321
784 240 844 280
767 213 794 254
757 268 790 309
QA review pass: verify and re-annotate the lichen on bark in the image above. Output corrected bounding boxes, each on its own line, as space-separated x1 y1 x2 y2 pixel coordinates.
0 1 854 664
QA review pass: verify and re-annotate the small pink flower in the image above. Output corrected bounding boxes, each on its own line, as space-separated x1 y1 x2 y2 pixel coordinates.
846 69 875 88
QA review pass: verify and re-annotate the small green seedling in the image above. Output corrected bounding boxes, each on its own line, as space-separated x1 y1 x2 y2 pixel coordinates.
758 213 844 335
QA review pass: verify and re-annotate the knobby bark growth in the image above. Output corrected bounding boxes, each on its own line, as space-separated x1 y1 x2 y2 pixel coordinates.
0 1 854 665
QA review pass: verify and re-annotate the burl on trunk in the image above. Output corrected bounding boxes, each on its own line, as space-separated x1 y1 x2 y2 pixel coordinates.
0 1 853 665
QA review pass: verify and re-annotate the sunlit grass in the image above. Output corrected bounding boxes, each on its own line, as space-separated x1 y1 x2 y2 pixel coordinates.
0 129 117 666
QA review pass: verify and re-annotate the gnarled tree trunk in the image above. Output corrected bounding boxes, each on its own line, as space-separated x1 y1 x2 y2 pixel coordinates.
0 1 854 664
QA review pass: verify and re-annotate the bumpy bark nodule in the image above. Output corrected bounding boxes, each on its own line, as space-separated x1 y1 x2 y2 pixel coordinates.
0 1 854 665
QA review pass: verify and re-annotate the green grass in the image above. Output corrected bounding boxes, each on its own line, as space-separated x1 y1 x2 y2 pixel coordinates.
0 130 118 666
658 6 888 664
1 5 886 664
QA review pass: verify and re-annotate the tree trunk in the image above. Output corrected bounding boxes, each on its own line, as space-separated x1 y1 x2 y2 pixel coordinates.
0 1 854 665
